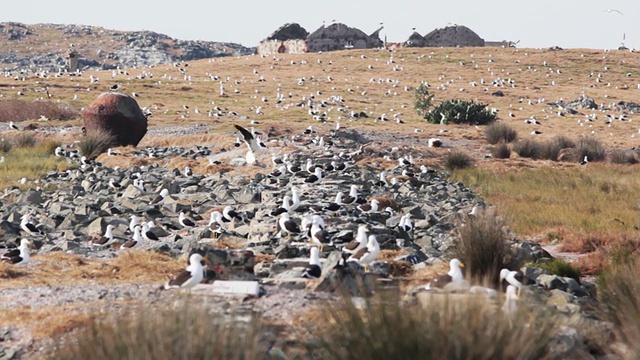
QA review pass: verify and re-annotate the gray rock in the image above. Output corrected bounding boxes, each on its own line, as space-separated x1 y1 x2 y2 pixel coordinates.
538 275 568 291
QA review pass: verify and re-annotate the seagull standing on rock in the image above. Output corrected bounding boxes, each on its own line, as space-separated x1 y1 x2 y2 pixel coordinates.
178 212 196 228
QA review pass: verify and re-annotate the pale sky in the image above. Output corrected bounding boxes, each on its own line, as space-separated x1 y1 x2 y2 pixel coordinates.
0 0 637 49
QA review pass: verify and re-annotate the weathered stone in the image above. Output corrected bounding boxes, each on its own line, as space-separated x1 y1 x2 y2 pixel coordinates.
82 92 147 147
538 274 568 291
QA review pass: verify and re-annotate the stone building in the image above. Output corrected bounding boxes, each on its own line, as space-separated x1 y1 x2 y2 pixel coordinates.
403 25 485 47
258 22 384 55
257 23 309 55
306 23 383 52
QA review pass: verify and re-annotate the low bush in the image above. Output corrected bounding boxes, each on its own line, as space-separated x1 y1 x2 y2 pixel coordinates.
609 148 639 165
445 150 473 170
424 99 497 125
575 137 606 163
13 133 37 148
513 139 542 159
485 123 517 144
537 259 581 283
51 303 268 360
78 129 116 159
0 99 79 122
490 142 511 159
455 211 517 284
317 293 564 360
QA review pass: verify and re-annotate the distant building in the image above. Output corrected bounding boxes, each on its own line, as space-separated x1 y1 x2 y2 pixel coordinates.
305 23 383 52
258 22 384 55
402 25 515 48
257 23 308 55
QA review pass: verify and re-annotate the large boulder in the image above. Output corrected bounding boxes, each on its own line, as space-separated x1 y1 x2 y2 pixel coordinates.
81 92 147 147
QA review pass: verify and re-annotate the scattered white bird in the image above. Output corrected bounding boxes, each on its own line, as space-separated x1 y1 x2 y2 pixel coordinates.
162 253 206 290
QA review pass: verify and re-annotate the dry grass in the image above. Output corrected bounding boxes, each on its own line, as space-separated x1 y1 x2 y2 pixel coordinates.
0 304 97 339
0 99 79 122
452 165 640 236
444 150 474 170
314 292 565 360
0 140 72 189
455 211 518 284
78 129 116 159
51 303 267 360
485 122 517 144
0 252 183 289
599 255 640 358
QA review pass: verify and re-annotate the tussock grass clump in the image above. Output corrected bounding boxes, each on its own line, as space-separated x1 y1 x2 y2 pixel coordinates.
0 139 12 153
0 99 79 122
490 142 511 159
609 148 639 165
513 138 542 159
576 137 606 162
541 135 575 161
455 211 517 283
445 150 473 170
13 133 37 148
537 259 581 283
485 123 517 144
424 99 497 125
78 129 116 159
599 255 640 357
317 294 563 360
51 304 267 360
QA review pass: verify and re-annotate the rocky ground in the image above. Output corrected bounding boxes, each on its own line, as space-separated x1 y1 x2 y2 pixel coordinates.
0 123 616 359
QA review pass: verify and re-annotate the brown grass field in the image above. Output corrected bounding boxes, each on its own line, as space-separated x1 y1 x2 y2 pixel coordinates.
1 46 640 353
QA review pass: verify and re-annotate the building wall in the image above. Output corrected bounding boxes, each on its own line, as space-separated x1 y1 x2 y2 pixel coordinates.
258 39 307 55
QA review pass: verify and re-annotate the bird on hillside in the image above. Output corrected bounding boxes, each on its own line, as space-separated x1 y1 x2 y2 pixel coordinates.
302 246 322 279
347 235 380 271
162 253 206 290
279 212 301 240
1 239 30 265
178 211 196 228
20 213 43 236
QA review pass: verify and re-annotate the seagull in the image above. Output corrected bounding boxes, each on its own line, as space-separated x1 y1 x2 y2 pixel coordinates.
149 189 169 205
342 185 359 204
290 187 301 212
347 235 380 271
270 195 292 217
279 212 301 240
20 213 42 235
9 122 19 131
580 156 588 165
129 215 140 233
141 223 160 241
234 124 261 153
121 226 143 250
178 212 196 228
108 178 122 191
342 225 368 255
208 211 225 238
502 285 519 319
323 192 343 213
222 206 242 223
500 268 524 295
184 166 193 177
301 246 322 279
304 167 323 184
603 8 624 15
89 224 115 247
162 253 206 290
357 199 379 213
1 239 30 265
310 216 330 251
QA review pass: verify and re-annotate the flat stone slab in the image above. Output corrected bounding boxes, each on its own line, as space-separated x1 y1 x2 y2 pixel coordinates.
182 281 261 296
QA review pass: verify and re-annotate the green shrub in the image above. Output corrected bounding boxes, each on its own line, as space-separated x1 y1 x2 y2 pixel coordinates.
78 129 116 159
537 259 581 283
490 142 511 159
424 99 497 125
513 139 542 159
610 148 639 165
445 150 473 170
455 211 517 284
414 83 434 117
51 303 268 360
485 123 517 144
317 293 563 360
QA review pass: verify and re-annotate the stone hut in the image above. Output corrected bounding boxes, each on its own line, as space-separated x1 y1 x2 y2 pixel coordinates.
403 32 426 47
422 25 484 47
305 23 383 52
258 23 309 55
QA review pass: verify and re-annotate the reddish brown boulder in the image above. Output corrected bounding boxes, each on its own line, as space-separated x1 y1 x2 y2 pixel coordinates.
81 92 147 147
